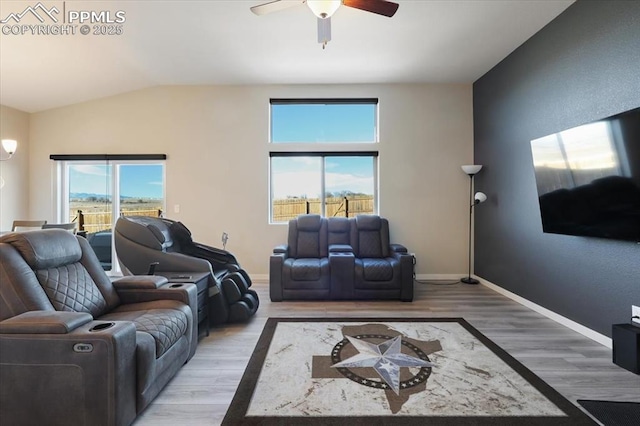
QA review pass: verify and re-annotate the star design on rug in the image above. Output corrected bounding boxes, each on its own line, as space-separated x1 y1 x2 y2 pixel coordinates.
331 335 433 395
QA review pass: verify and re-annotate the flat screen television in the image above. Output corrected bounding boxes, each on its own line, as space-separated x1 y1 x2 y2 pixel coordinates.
530 107 640 243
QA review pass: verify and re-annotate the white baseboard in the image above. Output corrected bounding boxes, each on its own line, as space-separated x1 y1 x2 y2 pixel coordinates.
477 276 612 349
415 274 462 281
250 273 269 282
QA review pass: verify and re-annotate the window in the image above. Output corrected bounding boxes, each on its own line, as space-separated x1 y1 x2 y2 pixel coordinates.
52 155 166 272
269 99 378 223
271 99 377 143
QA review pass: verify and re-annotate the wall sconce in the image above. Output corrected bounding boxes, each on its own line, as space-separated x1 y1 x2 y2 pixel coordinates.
1 139 18 161
461 165 487 284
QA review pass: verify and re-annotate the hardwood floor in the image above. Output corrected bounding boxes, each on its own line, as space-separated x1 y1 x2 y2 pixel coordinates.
134 280 640 425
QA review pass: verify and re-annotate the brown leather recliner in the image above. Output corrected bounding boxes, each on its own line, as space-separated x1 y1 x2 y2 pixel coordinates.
0 229 198 426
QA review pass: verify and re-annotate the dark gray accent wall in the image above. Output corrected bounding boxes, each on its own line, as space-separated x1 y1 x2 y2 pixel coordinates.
473 0 640 337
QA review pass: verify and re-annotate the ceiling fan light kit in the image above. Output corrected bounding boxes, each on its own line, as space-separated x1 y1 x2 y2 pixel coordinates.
308 0 341 19
251 0 399 48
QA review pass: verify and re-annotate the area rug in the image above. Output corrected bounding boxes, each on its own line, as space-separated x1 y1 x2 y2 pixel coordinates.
222 318 596 425
577 400 640 426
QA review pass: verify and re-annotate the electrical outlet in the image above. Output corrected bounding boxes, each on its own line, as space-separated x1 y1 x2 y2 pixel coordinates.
632 305 640 325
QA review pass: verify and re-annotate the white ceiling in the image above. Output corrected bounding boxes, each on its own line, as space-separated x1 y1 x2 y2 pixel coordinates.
0 0 574 113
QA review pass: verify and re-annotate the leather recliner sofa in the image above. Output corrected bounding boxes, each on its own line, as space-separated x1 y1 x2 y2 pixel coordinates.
270 214 413 302
0 229 198 426
114 216 258 324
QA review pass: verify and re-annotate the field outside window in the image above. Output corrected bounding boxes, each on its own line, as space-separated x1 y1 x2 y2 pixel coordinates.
61 161 165 271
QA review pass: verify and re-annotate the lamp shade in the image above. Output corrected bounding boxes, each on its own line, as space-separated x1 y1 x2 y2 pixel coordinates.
307 0 341 18
461 164 482 175
2 139 17 155
474 191 487 204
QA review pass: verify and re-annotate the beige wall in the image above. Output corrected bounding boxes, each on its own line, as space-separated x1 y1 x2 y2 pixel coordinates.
0 105 29 231
28 84 473 276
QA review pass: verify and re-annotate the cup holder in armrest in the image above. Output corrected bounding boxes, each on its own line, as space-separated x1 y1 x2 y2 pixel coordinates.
170 283 184 288
90 322 115 332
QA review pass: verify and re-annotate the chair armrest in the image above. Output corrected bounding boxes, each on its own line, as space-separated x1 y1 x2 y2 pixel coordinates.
112 275 169 290
390 244 408 254
0 311 93 334
0 319 138 426
329 244 353 253
273 244 288 256
269 252 286 302
191 242 239 268
116 282 197 309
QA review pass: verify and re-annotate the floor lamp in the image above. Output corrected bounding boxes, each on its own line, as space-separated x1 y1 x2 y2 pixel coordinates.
461 165 486 284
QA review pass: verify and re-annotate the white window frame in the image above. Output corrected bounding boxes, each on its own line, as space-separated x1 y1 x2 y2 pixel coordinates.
56 159 166 273
268 98 380 224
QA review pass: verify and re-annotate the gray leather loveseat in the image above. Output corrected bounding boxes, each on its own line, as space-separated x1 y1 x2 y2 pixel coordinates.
270 214 413 302
0 229 198 426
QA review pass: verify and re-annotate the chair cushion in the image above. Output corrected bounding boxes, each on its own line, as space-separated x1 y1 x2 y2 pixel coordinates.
118 217 174 251
355 215 381 231
361 258 393 281
358 231 383 258
101 301 188 358
37 263 108 317
290 258 322 281
328 217 350 245
297 231 321 258
1 229 82 270
297 214 322 231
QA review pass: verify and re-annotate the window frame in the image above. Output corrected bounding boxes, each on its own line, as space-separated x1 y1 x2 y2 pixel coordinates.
54 157 166 273
270 98 379 144
268 98 380 224
269 152 379 223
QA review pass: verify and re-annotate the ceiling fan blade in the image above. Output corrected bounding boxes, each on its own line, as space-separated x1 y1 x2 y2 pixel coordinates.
250 0 305 16
343 0 399 17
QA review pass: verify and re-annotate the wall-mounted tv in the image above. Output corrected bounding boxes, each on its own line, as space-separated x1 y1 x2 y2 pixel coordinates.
530 107 640 243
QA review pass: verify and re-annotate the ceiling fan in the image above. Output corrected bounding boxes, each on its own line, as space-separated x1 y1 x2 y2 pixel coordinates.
250 0 399 49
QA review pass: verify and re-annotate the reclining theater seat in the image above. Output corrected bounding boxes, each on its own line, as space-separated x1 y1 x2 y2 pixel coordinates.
270 214 413 301
270 214 330 301
114 216 258 324
0 229 198 426
350 215 413 302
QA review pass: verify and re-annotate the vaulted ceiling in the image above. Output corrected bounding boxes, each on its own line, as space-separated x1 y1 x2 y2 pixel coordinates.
0 1 574 113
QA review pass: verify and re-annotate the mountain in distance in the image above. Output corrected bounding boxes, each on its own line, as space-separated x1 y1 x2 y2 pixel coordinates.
70 192 146 200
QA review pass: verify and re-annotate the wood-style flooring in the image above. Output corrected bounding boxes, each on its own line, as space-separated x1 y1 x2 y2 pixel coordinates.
134 280 640 425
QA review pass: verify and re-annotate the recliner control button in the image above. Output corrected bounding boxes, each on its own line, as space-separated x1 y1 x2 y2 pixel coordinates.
73 343 93 353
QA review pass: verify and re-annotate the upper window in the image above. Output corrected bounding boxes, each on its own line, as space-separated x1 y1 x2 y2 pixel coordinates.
270 99 378 143
269 99 378 223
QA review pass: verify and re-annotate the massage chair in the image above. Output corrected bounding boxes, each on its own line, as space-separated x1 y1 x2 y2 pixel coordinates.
114 216 258 324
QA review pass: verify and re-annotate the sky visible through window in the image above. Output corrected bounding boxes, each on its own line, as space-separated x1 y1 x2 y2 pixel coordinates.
69 164 163 199
271 102 376 199
271 103 376 143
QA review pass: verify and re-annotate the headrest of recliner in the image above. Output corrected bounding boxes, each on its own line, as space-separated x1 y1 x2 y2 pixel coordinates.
296 214 322 231
0 229 82 270
116 216 174 250
355 215 381 231
328 217 350 232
